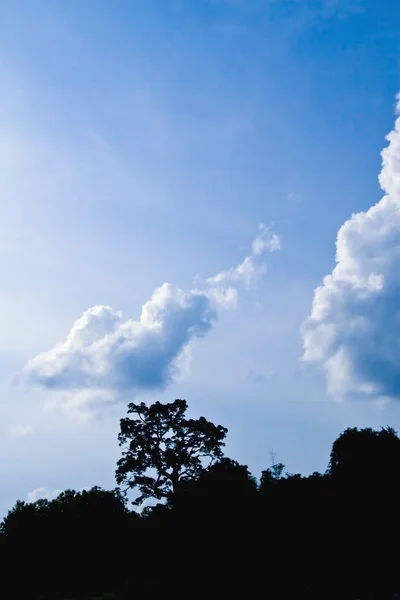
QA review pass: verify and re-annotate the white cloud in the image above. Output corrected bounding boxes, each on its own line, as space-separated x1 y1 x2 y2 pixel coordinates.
207 224 280 287
25 225 280 417
26 285 216 393
302 93 400 401
252 224 281 255
43 388 116 422
26 487 62 503
10 424 34 438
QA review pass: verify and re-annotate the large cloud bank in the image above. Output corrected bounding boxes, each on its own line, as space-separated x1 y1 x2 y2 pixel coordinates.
26 225 279 417
302 94 400 401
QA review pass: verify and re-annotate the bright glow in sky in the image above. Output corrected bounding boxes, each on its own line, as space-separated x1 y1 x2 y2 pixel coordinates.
1 0 400 514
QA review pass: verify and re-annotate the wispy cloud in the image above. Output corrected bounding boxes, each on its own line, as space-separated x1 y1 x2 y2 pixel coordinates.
25 225 280 418
10 424 34 438
302 93 400 401
207 224 280 287
26 486 90 503
26 487 62 503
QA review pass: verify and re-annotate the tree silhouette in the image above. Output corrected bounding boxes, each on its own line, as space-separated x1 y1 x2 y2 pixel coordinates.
0 487 134 598
328 425 400 481
259 451 286 490
175 457 257 515
116 399 228 505
4 408 400 599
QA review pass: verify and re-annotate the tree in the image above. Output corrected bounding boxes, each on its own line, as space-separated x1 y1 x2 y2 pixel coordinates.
327 426 400 480
0 487 133 598
116 399 228 506
175 457 258 524
259 451 286 490
200 457 258 497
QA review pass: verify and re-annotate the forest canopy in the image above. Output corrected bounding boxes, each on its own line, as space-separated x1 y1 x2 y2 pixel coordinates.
2 399 400 599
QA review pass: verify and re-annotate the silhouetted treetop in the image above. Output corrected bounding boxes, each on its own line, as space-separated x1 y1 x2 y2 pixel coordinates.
2 404 400 600
328 426 400 480
116 399 227 505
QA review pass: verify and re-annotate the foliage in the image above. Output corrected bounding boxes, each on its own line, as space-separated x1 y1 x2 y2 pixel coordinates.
116 399 227 505
2 400 400 599
328 425 400 479
1 487 135 599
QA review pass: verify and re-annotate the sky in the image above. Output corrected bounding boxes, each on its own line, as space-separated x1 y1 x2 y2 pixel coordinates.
0 0 400 514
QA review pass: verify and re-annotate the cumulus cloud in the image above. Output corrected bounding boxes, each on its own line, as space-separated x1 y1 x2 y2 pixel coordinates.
302 93 400 401
10 424 34 438
27 286 216 392
25 225 279 417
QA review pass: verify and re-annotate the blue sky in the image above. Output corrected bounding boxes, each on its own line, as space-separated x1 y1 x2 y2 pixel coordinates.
1 0 400 513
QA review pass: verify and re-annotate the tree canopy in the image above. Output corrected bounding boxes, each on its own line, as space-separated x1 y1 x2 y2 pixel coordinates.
1 401 400 600
116 398 228 505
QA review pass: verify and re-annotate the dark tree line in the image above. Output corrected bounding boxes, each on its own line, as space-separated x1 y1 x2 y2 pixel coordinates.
1 399 400 599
